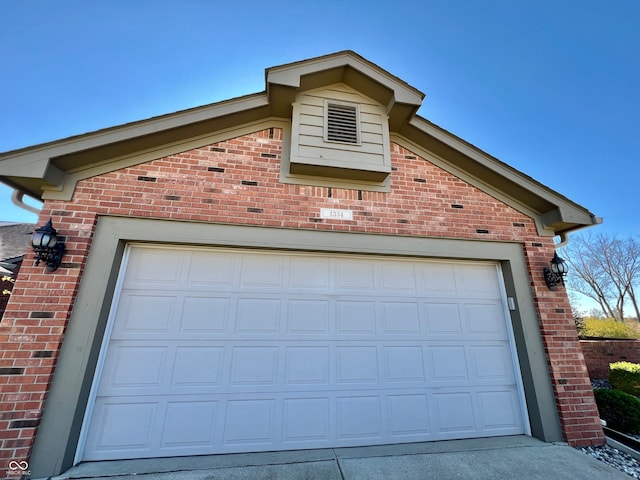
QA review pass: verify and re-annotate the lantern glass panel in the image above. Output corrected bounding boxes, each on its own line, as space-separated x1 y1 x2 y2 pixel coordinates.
44 233 57 248
556 260 568 275
32 231 45 248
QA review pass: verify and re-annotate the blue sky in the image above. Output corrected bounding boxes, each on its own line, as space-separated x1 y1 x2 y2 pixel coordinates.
1 1 638 239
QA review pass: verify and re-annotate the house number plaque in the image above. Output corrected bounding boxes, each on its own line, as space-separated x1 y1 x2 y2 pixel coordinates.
320 208 354 220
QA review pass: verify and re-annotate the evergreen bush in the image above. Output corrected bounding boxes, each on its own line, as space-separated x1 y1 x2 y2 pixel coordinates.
594 388 640 434
609 362 640 396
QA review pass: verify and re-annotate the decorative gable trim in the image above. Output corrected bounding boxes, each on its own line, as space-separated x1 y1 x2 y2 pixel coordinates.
42 119 289 200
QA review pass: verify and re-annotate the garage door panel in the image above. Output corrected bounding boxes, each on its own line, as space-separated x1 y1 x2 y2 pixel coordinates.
336 300 377 334
380 262 417 292
388 394 431 436
289 256 330 289
282 397 330 442
229 347 278 386
336 260 375 290
82 246 527 461
285 346 329 385
381 302 421 334
188 252 236 286
420 263 457 294
466 303 509 336
287 299 330 334
112 294 176 337
429 345 469 381
470 344 515 381
161 401 218 447
101 343 229 396
433 392 477 434
478 390 523 431
223 399 276 446
424 303 463 335
180 296 229 333
84 399 159 458
235 298 282 334
239 255 284 288
337 346 379 384
98 344 168 394
124 249 184 286
337 395 382 439
383 346 426 383
459 264 502 298
171 346 224 387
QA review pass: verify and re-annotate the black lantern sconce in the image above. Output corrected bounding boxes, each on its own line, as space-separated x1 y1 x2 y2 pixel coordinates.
543 252 568 290
32 219 65 272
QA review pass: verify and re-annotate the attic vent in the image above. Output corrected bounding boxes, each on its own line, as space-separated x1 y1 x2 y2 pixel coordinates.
325 102 360 144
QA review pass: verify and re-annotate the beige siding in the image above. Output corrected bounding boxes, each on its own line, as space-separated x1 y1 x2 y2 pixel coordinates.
297 145 385 165
289 84 391 181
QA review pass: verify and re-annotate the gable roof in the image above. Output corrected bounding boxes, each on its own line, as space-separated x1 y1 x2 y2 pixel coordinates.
0 51 600 236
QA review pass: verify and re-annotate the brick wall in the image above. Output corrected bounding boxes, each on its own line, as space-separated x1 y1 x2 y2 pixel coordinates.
580 339 640 379
0 127 604 466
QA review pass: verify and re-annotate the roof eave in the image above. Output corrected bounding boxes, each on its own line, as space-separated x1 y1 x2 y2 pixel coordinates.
0 92 271 198
401 116 600 235
0 51 600 236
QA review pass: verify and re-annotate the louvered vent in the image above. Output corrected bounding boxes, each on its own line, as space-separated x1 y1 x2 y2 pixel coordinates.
326 103 359 144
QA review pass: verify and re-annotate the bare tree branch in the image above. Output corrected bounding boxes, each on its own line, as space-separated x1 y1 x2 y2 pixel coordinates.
561 233 640 321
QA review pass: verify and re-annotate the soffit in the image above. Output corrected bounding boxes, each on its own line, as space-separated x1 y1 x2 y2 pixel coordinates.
0 93 271 197
398 117 599 234
266 51 424 131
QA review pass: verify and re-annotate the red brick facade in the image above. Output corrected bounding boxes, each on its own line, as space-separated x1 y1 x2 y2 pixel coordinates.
0 128 604 466
580 339 640 379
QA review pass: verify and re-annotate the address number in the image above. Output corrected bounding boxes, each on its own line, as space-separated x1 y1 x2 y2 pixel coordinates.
320 208 354 220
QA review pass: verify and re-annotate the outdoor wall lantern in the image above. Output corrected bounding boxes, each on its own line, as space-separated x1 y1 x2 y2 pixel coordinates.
32 219 65 272
543 252 568 290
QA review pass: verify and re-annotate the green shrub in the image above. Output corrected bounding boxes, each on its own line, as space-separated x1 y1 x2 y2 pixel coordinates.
581 318 636 339
594 388 640 434
609 362 640 396
574 316 586 337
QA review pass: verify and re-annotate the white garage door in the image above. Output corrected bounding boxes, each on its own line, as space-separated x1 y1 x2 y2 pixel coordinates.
80 245 528 461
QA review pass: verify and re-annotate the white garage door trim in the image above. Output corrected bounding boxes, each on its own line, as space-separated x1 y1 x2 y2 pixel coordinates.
76 244 530 462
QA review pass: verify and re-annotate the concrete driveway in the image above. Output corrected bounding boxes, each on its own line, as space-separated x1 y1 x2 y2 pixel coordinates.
52 436 629 480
